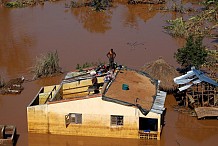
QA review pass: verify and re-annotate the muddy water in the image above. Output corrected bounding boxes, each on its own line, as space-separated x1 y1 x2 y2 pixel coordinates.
0 0 217 146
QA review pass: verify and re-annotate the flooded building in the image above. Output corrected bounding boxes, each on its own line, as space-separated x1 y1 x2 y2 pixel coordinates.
27 68 167 140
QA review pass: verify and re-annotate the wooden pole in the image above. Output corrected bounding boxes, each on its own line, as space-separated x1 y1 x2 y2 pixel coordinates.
201 83 204 107
207 84 209 106
214 87 216 106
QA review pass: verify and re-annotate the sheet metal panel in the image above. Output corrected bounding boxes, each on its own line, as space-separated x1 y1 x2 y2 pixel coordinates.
193 69 218 86
150 91 167 114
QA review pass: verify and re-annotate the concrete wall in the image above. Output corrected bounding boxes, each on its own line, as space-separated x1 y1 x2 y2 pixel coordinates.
49 97 141 138
27 104 48 134
27 97 161 138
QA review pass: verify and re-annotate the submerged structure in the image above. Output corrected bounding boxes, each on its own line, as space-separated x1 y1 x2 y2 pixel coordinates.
0 125 17 146
174 68 218 119
27 67 167 140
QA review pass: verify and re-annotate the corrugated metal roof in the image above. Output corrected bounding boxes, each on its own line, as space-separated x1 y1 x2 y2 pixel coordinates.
150 91 167 114
174 69 218 89
174 70 195 81
178 84 193 91
192 69 218 86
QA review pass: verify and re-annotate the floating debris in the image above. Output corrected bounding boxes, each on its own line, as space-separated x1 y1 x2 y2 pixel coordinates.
172 105 197 117
0 77 25 95
0 125 17 145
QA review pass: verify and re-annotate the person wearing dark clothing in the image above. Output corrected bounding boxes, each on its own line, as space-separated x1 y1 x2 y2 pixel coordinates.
107 49 116 70
92 76 98 87
91 74 99 94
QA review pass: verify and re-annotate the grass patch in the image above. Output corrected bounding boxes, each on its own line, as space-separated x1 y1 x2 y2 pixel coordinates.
76 60 106 71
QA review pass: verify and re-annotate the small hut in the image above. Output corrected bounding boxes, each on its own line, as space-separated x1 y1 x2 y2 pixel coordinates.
141 58 180 92
173 68 218 119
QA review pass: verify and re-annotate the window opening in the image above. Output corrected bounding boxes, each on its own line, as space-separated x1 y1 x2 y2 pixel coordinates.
65 113 82 127
111 115 123 126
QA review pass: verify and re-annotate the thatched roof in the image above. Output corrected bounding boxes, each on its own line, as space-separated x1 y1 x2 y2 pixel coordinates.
141 58 180 92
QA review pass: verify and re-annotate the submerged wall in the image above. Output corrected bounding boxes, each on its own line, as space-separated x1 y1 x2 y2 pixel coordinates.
27 97 139 138
27 104 48 133
27 97 162 139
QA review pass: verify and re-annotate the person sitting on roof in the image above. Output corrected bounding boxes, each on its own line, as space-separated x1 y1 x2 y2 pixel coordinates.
90 71 99 94
104 70 115 83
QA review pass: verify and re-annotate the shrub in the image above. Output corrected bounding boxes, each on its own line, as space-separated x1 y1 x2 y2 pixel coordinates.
32 50 62 79
174 35 208 69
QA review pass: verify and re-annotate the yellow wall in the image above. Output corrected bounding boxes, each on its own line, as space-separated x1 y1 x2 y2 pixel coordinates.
39 93 49 105
27 105 48 134
43 85 59 92
27 97 161 139
62 77 104 98
47 112 139 138
39 91 57 104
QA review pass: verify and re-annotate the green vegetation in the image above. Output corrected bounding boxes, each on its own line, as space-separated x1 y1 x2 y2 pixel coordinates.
76 61 105 71
202 49 218 79
164 17 187 38
164 0 217 38
127 0 166 5
165 11 217 38
76 62 94 71
92 0 112 11
67 0 112 11
174 35 208 69
32 50 62 79
3 0 57 8
4 1 24 8
170 2 186 13
201 0 218 9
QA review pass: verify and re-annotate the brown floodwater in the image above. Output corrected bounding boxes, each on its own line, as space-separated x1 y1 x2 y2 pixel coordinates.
0 0 217 146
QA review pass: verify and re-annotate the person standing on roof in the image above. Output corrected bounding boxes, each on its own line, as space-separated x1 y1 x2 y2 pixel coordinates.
107 49 116 70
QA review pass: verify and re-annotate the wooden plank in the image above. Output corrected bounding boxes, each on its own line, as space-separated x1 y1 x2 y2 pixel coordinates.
195 107 218 119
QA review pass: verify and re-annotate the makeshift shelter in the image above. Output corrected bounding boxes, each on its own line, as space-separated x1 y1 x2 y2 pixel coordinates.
174 68 218 119
141 58 180 92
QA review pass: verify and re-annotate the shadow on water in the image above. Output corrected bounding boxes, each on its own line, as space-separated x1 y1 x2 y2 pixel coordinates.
14 134 20 146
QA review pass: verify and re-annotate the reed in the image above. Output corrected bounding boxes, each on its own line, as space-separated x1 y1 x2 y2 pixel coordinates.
0 75 5 88
32 50 62 79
